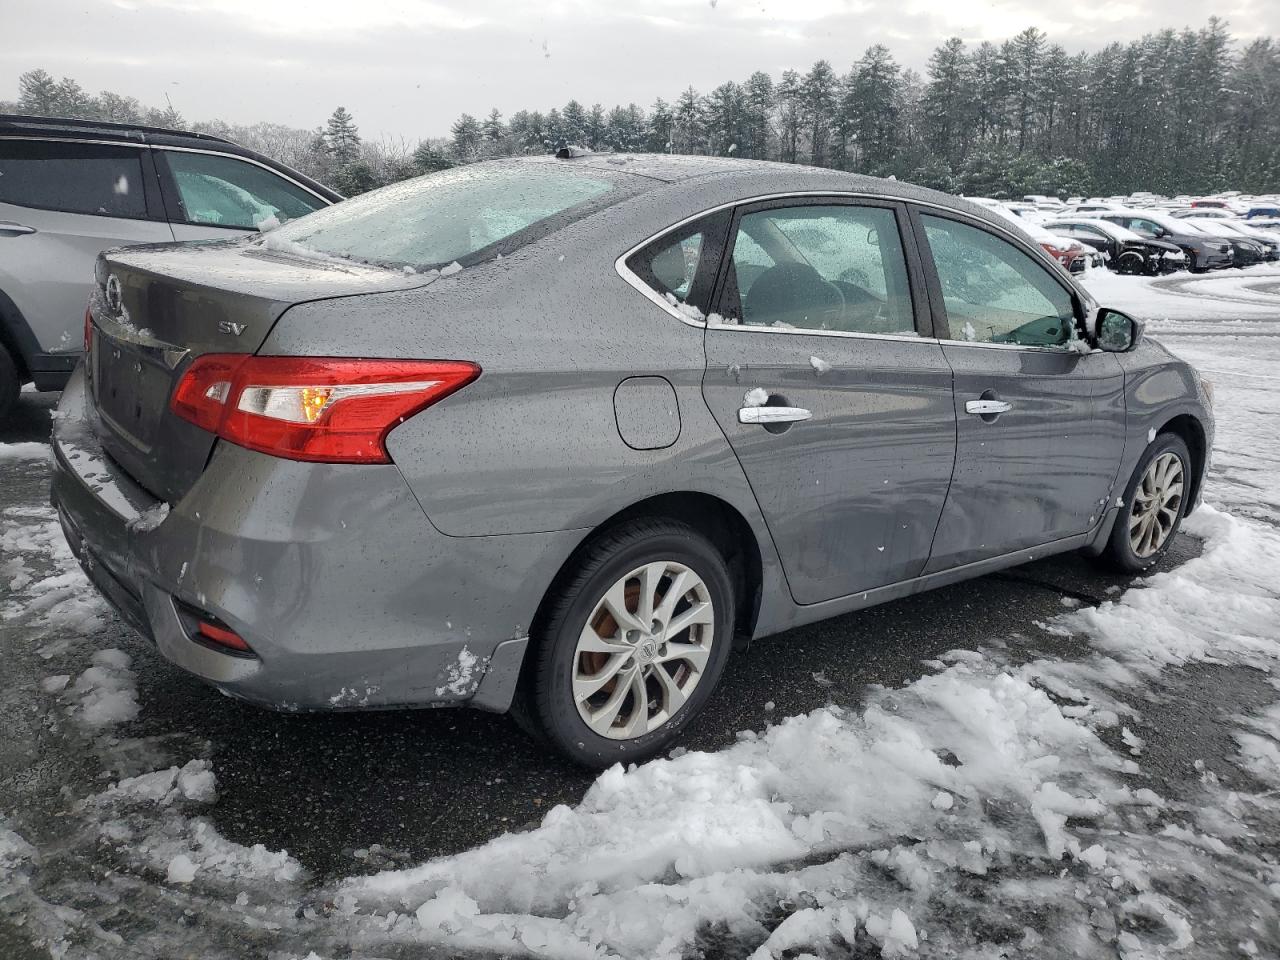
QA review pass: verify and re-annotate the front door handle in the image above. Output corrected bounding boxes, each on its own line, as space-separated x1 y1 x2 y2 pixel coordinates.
738 405 812 425
0 221 37 236
965 399 1013 416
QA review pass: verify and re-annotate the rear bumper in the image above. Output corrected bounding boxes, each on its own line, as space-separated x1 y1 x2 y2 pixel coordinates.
50 364 572 713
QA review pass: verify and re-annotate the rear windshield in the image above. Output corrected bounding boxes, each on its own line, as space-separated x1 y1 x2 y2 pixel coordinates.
260 163 628 271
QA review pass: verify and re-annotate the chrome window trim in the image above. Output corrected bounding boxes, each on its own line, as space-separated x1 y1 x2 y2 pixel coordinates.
614 189 1083 353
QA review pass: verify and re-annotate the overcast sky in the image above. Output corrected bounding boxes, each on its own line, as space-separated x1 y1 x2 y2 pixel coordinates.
4 0 1278 142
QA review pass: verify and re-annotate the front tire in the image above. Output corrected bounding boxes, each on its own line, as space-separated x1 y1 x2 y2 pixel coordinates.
518 519 735 769
1099 433 1192 574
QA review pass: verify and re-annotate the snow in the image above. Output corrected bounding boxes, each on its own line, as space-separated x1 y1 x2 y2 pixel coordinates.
166 854 198 884
743 387 769 407
434 645 483 697
808 355 831 374
71 648 140 729
0 442 51 461
128 501 170 533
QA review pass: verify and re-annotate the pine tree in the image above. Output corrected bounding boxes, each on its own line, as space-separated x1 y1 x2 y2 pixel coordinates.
776 70 804 163
481 109 506 145
742 71 775 160
449 113 482 159
672 87 705 153
802 60 838 166
648 97 674 151
17 69 58 115
324 107 361 166
923 38 973 166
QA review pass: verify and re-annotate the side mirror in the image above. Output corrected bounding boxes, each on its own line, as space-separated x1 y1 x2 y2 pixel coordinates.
1095 308 1144 352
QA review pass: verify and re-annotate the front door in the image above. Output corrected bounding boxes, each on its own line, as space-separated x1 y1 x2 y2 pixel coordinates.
701 199 957 605
911 211 1127 572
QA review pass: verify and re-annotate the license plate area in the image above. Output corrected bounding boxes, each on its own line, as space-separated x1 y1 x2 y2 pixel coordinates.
93 331 174 453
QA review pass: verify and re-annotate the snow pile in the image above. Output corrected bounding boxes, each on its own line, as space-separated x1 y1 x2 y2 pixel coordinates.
69 648 140 729
88 760 305 889
0 441 51 461
0 506 106 635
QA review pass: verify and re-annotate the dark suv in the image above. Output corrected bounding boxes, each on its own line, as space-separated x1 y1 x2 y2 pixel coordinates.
0 115 341 417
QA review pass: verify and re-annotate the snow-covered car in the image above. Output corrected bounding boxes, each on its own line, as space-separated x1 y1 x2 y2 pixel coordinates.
1042 217 1187 274
52 156 1213 767
986 204 1089 272
1180 217 1271 267
1094 210 1235 272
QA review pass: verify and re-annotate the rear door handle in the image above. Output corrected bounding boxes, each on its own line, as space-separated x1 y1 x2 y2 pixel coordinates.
0 221 36 236
965 399 1012 416
738 405 812 425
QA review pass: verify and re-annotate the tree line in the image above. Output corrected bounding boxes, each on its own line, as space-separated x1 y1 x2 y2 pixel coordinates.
5 18 1277 198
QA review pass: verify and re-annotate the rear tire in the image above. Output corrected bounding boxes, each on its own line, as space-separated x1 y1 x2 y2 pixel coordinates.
0 343 20 422
516 518 735 769
1099 433 1192 574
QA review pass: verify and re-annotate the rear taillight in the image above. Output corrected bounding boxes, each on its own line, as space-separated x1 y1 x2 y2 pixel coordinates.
170 356 480 463
84 305 93 353
196 620 253 654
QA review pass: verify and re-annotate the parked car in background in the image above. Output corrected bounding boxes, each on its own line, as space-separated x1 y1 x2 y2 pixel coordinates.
51 157 1212 766
0 115 341 418
1042 217 1186 274
1191 198 1246 214
1245 204 1280 220
1093 210 1234 272
988 204 1089 273
1180 216 1271 267
1071 201 1121 215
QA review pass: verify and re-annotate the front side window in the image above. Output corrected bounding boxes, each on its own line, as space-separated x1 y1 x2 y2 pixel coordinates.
264 163 628 270
723 204 915 335
164 151 326 229
922 215 1076 348
0 139 148 218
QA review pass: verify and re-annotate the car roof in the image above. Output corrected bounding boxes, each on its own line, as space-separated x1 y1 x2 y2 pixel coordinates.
0 113 234 147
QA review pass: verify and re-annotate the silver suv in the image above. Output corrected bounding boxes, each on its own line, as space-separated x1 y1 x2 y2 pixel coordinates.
0 115 340 418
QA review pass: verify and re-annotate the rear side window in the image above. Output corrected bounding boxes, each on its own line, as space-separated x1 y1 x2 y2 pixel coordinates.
162 150 326 229
263 164 628 270
0 139 148 218
628 227 707 306
922 215 1075 348
723 204 915 335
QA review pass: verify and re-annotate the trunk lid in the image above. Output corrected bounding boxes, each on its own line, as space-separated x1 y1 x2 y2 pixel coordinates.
88 238 436 502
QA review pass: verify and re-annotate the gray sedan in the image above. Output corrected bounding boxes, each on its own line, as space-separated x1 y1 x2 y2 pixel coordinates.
51 156 1213 767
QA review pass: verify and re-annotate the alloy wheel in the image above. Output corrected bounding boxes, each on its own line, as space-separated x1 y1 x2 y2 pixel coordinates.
1129 451 1185 558
572 560 715 740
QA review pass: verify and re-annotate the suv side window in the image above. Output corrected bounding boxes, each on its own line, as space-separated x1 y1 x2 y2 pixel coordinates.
722 204 915 335
0 139 149 219
161 150 325 229
921 214 1076 348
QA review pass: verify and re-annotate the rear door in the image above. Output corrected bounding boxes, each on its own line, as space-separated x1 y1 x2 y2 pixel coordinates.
0 138 173 353
910 209 1126 572
154 148 331 240
699 198 956 604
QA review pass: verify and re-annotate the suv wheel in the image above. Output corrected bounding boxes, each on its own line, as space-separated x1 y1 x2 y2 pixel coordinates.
0 343 20 421
1099 432 1192 574
518 519 734 768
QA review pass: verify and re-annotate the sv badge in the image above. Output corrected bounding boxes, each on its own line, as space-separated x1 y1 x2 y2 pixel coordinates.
218 321 247 336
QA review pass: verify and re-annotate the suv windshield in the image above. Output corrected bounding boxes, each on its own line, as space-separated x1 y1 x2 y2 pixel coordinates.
261 162 627 270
